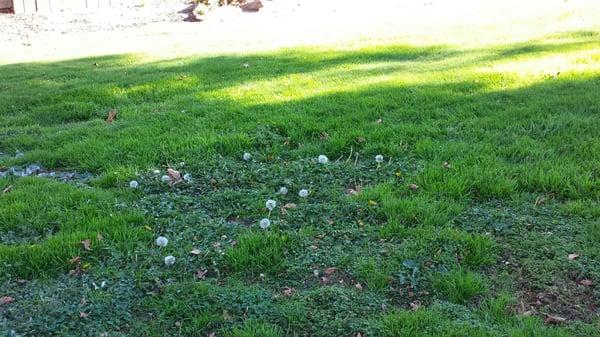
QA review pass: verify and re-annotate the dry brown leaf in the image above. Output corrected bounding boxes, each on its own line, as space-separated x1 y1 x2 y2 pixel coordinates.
324 267 337 276
2 185 12 194
106 109 117 123
196 269 208 280
544 314 566 324
282 287 295 297
580 279 593 286
81 239 92 251
410 300 422 311
408 183 419 191
284 203 297 209
534 196 546 208
568 253 580 260
167 168 182 186
0 296 15 306
319 132 329 140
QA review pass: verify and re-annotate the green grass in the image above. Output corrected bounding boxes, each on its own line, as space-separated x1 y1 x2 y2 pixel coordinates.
1 29 600 336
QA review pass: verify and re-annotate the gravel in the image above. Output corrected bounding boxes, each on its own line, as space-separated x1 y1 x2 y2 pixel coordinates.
0 0 187 43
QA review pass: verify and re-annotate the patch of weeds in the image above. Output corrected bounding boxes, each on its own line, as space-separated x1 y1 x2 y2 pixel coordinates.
224 231 290 276
433 268 487 304
356 257 390 292
223 319 283 337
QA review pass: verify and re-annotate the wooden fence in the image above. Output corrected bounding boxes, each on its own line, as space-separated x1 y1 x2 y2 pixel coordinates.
8 0 145 13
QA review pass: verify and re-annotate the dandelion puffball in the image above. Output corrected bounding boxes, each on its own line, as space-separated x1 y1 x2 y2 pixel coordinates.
243 152 252 161
183 173 192 182
129 180 139 189
299 189 309 198
266 199 277 211
279 186 288 195
318 155 329 164
164 255 176 266
375 154 384 163
161 175 170 183
156 236 169 247
259 218 271 229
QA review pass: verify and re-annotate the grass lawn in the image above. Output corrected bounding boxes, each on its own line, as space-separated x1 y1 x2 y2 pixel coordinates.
1 29 600 336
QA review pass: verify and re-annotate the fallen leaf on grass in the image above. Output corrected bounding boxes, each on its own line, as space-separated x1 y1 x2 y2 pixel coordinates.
190 248 201 255
282 287 295 297
196 269 208 280
408 183 419 191
79 312 89 318
81 239 92 251
284 203 297 209
324 267 337 276
410 300 421 311
534 196 546 208
544 314 566 324
167 168 182 186
568 253 580 260
106 109 117 123
580 279 593 286
0 296 15 306
2 185 12 194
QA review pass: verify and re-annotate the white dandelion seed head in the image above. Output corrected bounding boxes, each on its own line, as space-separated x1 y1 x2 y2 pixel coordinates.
183 173 192 182
375 154 384 163
265 199 277 211
161 175 170 183
155 236 169 247
299 189 309 198
279 186 288 195
164 255 176 266
259 218 271 229
243 152 252 161
129 180 139 189
318 155 329 164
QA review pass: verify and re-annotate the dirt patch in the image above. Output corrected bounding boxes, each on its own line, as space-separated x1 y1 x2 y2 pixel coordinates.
516 276 598 323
